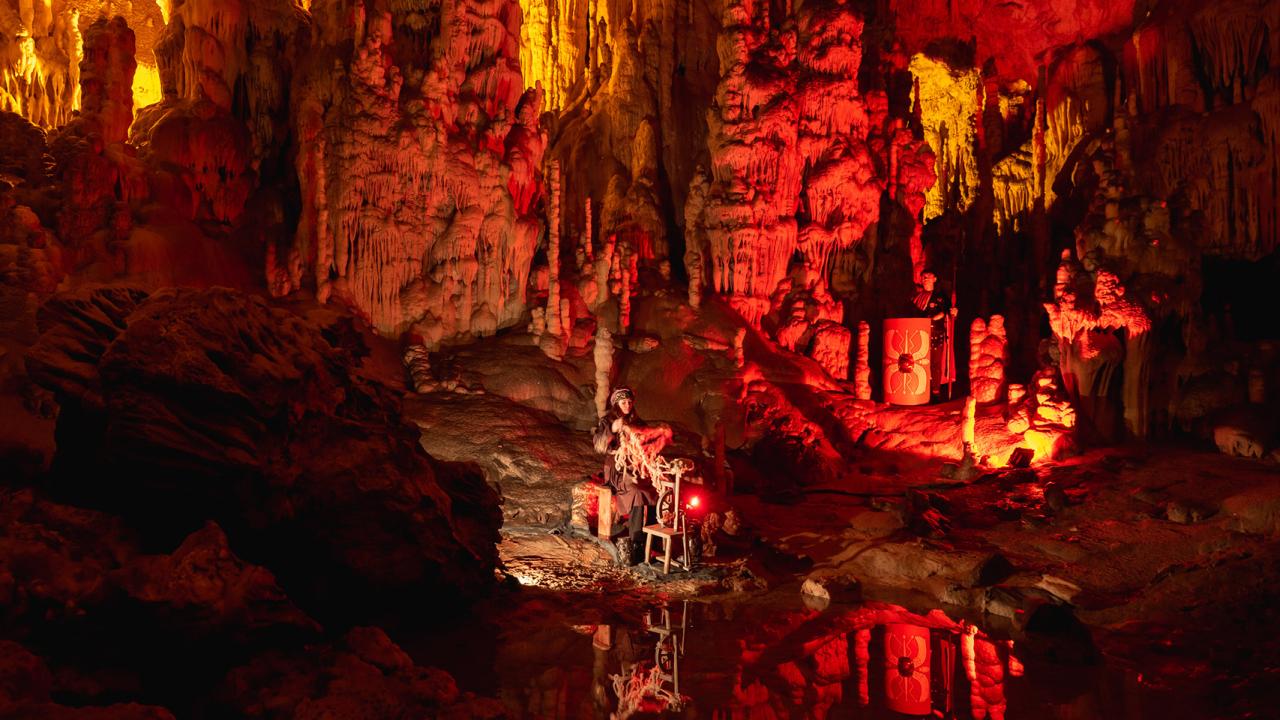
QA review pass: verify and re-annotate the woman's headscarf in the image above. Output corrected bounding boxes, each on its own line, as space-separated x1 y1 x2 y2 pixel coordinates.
609 387 634 410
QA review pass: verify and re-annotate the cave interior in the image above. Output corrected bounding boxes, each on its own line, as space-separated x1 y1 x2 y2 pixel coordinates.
1 0 1279 717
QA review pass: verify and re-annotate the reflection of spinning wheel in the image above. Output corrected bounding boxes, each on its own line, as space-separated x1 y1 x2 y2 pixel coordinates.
657 645 674 673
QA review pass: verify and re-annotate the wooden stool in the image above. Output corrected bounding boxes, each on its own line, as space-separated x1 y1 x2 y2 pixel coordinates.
642 522 690 575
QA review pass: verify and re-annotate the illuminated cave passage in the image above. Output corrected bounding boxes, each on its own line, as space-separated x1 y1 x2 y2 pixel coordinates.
1 0 1279 717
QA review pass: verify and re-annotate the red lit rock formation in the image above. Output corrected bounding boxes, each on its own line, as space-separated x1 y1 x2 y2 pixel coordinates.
0 487 135 625
699 0 803 325
285 0 542 346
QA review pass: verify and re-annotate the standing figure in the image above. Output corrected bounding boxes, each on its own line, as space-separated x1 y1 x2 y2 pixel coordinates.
912 272 958 396
593 387 659 565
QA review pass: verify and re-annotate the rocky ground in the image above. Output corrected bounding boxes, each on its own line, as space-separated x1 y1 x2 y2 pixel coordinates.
2 283 1277 718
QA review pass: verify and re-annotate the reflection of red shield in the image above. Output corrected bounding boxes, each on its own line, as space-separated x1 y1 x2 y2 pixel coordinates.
883 318 931 405
884 623 931 715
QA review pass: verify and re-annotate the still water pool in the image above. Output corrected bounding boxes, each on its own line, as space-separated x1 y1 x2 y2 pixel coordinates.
398 586 1228 719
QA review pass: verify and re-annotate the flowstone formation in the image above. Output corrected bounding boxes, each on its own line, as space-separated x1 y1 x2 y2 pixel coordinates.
281 0 545 347
686 0 936 380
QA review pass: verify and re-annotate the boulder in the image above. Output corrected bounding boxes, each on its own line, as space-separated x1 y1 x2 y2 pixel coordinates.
801 568 862 605
28 287 502 606
828 539 1013 606
406 392 600 527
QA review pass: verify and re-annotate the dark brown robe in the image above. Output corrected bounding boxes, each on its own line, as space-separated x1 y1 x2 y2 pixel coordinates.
592 409 658 516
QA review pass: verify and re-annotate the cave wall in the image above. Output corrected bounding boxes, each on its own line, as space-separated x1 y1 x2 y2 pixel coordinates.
2 0 1278 437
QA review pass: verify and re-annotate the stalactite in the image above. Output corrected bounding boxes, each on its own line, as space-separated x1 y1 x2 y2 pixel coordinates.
886 122 935 282
1041 94 1086 209
517 0 589 111
1189 2 1267 106
618 240 636 334
1254 76 1280 257
0 3 81 129
684 170 707 308
582 196 594 265
909 54 981 221
991 148 1034 235
1150 105 1270 259
699 0 800 322
794 0 882 279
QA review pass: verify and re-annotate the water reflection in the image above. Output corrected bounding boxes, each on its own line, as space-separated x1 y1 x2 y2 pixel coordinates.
602 602 690 718
586 599 1026 719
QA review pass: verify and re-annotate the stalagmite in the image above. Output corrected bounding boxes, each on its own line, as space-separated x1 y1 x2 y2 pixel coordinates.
593 324 613 418
546 159 562 337
618 241 636 334
403 344 436 394
855 320 871 400
810 322 851 380
855 628 871 706
684 170 708 309
970 315 1007 404
963 395 977 448
582 197 594 266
